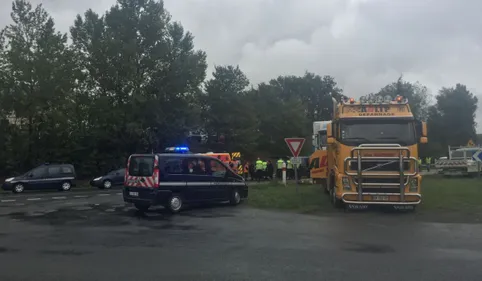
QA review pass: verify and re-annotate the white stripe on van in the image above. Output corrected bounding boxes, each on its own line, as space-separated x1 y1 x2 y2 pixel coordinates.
141 181 246 187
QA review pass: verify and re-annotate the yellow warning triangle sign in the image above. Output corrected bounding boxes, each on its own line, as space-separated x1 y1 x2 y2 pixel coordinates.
467 139 475 147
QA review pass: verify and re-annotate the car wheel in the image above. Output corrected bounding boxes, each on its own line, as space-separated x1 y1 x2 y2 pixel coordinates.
229 189 242 206
13 183 24 193
167 194 183 213
61 181 71 191
135 203 150 212
103 180 112 189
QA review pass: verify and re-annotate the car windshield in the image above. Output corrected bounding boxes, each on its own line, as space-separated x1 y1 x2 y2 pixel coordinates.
340 119 416 146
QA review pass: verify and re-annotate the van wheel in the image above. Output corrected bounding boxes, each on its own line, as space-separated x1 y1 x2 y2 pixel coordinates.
167 194 183 213
13 183 24 193
103 180 112 189
229 189 242 205
61 181 71 191
135 203 150 212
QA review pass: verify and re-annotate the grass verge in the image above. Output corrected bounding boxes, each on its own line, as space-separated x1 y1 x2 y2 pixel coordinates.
247 175 482 215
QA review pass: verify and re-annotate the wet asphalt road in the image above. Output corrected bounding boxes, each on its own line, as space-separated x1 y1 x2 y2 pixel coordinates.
0 189 481 280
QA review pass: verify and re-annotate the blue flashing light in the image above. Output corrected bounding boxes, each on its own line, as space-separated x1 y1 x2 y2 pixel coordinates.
174 147 189 151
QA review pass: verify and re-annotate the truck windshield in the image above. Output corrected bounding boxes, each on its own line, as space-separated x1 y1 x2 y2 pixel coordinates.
339 119 416 146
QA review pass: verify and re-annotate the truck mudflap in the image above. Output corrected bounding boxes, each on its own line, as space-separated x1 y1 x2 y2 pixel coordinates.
343 143 419 203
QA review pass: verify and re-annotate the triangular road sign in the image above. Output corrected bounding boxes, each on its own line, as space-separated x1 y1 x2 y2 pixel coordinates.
284 138 306 157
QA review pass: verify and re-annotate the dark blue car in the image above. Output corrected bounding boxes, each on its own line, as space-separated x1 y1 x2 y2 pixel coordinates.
90 168 125 189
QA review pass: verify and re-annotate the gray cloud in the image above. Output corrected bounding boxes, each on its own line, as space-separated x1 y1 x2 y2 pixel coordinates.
1 0 482 130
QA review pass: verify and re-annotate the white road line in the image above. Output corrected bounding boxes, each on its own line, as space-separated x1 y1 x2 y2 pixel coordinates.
52 196 66 200
27 198 41 201
1 199 15 202
98 193 110 196
74 195 88 198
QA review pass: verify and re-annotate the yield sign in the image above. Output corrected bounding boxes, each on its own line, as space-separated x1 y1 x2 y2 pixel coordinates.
284 138 305 157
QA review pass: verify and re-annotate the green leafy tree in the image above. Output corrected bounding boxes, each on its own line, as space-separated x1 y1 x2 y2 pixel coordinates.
0 0 76 172
428 84 478 150
70 0 207 174
202 65 258 153
376 76 432 121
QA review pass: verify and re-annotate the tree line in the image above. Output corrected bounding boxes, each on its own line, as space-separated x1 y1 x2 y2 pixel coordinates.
0 0 478 177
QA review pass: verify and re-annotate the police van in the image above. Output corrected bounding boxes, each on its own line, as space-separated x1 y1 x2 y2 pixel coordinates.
123 153 248 213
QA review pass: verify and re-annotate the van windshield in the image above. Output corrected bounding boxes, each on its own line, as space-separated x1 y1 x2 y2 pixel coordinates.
129 156 154 176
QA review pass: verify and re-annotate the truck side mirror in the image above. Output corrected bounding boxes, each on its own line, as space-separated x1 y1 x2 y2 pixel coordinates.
326 123 334 144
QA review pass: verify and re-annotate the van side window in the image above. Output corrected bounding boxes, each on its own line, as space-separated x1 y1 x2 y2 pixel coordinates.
181 157 207 175
61 167 72 174
208 159 227 177
30 167 46 178
48 167 60 176
164 158 183 174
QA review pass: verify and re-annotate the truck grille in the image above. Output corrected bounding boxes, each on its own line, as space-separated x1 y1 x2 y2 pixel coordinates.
349 161 410 172
353 177 406 184
361 187 402 194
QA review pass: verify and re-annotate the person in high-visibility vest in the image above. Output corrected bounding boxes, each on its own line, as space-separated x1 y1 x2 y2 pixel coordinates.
255 158 264 182
417 158 422 171
286 159 293 179
425 157 431 172
262 161 268 179
276 158 284 179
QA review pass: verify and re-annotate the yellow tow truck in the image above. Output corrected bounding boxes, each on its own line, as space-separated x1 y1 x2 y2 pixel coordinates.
323 95 428 210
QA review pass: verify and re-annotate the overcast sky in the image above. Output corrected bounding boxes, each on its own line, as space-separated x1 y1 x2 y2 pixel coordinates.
1 0 482 131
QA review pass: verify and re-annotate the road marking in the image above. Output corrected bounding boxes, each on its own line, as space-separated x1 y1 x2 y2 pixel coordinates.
52 196 66 200
98 194 110 196
27 198 41 201
116 193 122 195
1 199 15 202
74 195 88 198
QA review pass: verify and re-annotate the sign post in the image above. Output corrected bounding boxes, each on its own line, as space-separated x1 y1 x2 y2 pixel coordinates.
284 138 306 191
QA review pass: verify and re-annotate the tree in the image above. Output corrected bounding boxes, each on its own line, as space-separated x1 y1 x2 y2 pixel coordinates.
428 84 478 149
0 0 76 172
69 0 207 174
202 65 258 152
376 76 432 121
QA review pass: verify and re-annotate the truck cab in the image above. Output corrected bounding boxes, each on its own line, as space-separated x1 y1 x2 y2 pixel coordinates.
326 95 428 210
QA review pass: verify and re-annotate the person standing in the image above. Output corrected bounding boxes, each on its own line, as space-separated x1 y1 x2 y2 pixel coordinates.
267 160 274 180
255 158 264 182
276 158 284 179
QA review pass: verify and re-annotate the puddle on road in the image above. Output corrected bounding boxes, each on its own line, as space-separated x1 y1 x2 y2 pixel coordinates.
342 242 395 254
39 249 91 256
0 203 235 232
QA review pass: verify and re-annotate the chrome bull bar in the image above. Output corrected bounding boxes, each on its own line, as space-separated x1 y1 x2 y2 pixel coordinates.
341 192 422 205
343 144 419 203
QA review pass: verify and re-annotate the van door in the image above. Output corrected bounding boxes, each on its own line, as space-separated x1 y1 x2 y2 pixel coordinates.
206 158 230 200
125 155 159 188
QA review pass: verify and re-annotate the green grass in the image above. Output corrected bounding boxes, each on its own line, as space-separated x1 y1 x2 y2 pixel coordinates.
247 183 330 213
247 175 482 214
421 176 482 212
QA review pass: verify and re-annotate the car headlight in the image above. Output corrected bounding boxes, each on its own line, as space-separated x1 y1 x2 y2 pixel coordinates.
5 177 14 182
93 177 102 181
342 177 351 190
409 178 418 192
